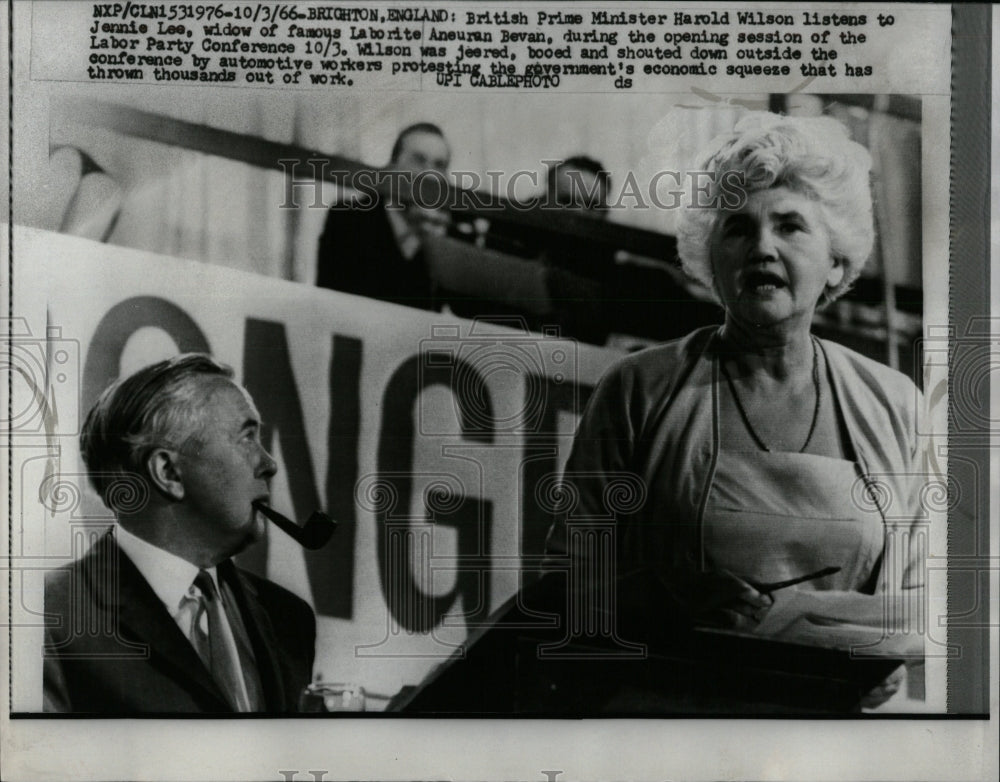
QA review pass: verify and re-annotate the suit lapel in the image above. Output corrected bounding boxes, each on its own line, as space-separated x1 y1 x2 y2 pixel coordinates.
220 562 288 711
84 532 232 710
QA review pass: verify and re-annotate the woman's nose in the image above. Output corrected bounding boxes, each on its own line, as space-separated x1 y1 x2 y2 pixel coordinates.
751 226 778 260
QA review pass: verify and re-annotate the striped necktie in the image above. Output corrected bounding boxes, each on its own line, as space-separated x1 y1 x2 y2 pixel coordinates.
188 570 252 712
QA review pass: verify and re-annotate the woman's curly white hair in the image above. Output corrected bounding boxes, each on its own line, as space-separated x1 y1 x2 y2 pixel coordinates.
676 112 875 305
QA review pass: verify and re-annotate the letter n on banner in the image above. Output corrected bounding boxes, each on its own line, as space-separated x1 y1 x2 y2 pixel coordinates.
241 319 360 619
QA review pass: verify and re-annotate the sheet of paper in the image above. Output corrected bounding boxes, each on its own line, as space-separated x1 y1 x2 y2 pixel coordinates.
753 589 926 658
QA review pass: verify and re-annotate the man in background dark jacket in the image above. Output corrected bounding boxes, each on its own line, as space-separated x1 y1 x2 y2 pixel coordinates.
316 122 451 311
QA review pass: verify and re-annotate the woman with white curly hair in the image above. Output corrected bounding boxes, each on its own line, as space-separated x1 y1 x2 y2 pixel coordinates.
544 112 924 703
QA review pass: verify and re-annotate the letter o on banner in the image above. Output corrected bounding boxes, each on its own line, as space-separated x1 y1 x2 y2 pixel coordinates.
82 295 212 413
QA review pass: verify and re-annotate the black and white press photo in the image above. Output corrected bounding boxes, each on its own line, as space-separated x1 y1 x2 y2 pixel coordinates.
1 2 993 781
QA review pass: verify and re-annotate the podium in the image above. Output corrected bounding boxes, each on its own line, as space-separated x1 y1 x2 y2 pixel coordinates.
392 572 904 715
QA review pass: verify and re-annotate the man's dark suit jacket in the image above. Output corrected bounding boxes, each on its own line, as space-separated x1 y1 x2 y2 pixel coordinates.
43 531 316 714
316 197 438 310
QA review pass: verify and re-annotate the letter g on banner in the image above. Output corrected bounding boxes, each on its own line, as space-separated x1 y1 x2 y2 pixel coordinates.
371 352 494 641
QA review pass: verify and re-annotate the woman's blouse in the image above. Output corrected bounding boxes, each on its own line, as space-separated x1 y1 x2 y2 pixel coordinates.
544 326 926 596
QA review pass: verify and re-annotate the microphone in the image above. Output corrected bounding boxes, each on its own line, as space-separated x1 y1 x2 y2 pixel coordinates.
252 500 336 550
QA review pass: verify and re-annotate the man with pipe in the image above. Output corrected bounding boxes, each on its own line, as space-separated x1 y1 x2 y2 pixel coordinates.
43 353 318 713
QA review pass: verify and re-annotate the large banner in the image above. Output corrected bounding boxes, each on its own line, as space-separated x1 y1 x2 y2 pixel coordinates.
9 226 623 707
5 1 993 780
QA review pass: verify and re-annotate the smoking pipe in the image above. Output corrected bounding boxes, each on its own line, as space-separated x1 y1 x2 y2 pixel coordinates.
252 500 336 550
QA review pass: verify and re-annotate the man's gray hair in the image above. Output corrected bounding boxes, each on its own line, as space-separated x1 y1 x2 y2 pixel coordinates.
80 353 234 510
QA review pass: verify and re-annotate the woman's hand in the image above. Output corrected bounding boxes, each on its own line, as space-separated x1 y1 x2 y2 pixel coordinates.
859 665 905 710
661 569 774 630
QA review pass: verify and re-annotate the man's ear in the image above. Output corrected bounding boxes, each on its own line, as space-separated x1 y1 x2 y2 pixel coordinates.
147 448 185 501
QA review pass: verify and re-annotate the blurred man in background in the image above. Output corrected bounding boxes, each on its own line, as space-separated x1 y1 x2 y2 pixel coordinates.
316 122 452 311
459 155 615 343
545 155 612 215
